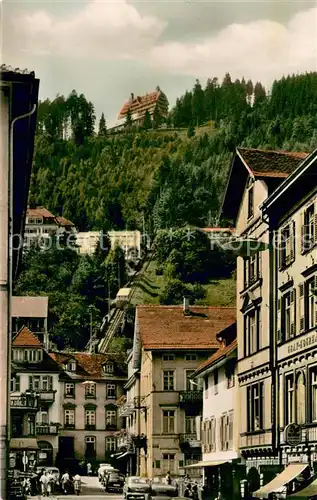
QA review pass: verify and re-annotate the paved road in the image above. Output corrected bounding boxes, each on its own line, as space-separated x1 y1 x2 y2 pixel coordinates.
28 475 122 499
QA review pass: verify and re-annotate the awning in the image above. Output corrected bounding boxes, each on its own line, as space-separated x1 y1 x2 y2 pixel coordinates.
253 463 309 498
184 460 228 468
289 478 317 498
10 438 39 450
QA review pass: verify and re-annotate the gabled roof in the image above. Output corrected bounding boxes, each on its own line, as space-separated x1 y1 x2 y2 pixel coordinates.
55 216 75 227
221 147 308 224
136 305 236 350
27 207 55 219
194 339 237 377
237 148 308 178
50 352 127 380
262 146 317 216
12 326 42 347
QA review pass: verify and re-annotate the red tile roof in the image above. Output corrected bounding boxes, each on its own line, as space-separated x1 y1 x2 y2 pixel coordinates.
194 339 237 376
237 148 308 178
136 305 236 350
27 207 55 219
12 326 42 347
55 216 75 227
49 352 126 379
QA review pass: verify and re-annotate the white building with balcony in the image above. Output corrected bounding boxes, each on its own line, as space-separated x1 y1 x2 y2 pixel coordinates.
10 326 62 466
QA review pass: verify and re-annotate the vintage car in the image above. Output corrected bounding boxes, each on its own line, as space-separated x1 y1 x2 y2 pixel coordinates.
124 476 151 500
104 470 125 492
150 479 178 498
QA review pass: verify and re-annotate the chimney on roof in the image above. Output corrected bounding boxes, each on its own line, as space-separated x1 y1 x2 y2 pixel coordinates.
130 93 134 102
183 297 190 316
156 86 161 92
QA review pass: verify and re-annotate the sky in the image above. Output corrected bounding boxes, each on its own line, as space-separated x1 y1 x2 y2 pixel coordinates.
2 0 317 127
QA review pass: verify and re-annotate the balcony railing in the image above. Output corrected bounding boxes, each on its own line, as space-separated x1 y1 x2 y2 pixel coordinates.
179 390 203 404
36 424 59 435
118 400 135 417
10 394 39 410
179 433 201 448
117 430 135 450
38 391 56 404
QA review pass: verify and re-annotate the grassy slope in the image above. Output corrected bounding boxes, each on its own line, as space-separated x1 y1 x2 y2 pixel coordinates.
131 258 236 307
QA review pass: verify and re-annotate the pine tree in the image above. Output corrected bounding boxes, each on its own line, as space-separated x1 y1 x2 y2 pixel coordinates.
98 113 107 136
143 110 152 130
192 79 205 126
125 109 132 128
187 122 195 138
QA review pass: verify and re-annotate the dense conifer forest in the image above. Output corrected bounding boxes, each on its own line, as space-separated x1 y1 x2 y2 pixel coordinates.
30 72 317 233
16 72 317 350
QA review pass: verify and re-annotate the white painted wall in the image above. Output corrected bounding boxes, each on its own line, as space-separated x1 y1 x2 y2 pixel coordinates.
199 359 239 462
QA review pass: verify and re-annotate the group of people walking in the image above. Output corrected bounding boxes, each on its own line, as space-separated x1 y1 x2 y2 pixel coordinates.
38 469 82 496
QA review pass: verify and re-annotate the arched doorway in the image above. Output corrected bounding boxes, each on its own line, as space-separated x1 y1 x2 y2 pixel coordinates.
37 441 53 466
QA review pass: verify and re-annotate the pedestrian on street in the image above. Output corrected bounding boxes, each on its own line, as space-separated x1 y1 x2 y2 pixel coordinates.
46 470 54 496
165 471 172 485
73 473 82 496
87 462 92 476
61 470 70 495
40 471 49 497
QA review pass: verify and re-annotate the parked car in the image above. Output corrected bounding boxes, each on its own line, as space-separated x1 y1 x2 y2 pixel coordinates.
124 476 151 500
150 480 178 498
105 471 125 492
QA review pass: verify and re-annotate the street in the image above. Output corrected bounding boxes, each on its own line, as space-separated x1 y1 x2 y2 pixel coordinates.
28 476 123 499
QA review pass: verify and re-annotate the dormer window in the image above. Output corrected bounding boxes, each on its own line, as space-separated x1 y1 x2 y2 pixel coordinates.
105 363 114 374
67 361 77 371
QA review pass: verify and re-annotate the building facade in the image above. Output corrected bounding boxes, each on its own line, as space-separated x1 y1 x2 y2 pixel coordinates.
24 206 76 246
121 303 236 479
117 87 169 126
50 352 127 467
76 230 141 259
221 148 308 491
10 326 62 468
193 325 242 499
262 149 317 471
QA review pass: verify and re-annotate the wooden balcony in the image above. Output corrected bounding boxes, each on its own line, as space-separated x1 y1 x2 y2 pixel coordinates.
36 424 59 435
10 394 39 410
179 390 203 405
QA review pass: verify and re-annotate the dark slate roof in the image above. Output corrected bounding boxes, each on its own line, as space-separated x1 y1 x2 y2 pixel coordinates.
237 148 308 178
221 147 308 224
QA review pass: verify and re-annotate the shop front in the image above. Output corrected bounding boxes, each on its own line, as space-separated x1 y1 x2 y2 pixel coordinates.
9 437 38 472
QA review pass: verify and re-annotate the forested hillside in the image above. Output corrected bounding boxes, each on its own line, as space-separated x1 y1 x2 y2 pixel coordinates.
17 72 317 350
30 72 317 233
